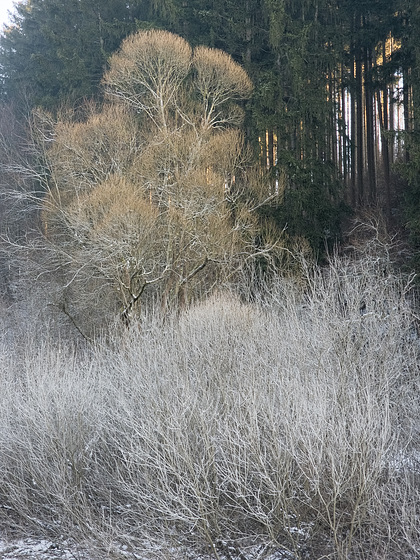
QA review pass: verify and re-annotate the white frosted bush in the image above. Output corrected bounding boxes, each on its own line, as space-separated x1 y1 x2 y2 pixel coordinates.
0 257 418 559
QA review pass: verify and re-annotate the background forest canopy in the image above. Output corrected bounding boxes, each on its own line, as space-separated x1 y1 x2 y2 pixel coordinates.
0 0 420 328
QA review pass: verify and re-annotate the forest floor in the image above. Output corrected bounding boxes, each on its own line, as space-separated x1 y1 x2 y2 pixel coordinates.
0 533 298 560
0 536 104 560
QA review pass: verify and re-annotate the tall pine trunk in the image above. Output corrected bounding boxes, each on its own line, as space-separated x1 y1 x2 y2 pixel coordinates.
355 42 364 206
364 46 376 204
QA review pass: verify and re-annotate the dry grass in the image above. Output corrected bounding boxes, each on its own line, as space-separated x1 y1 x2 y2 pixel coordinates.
0 256 419 559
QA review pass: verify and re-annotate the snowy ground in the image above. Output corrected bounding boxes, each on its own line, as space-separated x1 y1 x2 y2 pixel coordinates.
0 537 98 560
0 536 300 560
0 536 120 560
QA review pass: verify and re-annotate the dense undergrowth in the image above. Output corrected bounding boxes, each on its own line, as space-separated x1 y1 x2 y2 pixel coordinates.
0 256 419 559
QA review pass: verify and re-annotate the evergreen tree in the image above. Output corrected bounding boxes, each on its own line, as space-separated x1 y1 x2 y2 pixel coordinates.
0 0 165 109
250 0 346 252
399 0 420 267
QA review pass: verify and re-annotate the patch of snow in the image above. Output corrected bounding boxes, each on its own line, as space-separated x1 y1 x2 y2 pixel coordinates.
0 538 98 559
0 536 300 560
389 449 420 474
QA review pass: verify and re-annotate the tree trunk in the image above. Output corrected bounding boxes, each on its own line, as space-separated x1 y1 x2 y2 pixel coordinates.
378 86 391 220
350 49 357 208
365 46 376 204
356 43 364 206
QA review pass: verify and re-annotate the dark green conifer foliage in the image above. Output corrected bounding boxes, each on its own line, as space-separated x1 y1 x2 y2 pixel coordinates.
400 1 420 266
250 0 346 251
0 0 166 109
1 0 420 261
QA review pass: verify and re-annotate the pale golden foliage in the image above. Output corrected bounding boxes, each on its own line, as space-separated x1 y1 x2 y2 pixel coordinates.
47 103 140 196
204 129 248 183
103 30 192 127
51 176 165 318
66 176 158 244
193 46 253 128
134 126 239 219
40 103 141 241
193 46 253 100
103 30 253 132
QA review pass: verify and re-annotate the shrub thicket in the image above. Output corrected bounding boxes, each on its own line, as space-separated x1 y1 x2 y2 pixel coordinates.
0 256 419 559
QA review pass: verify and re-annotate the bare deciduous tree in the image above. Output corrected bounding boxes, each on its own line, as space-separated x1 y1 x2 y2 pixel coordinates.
193 45 253 129
8 30 269 331
103 30 192 130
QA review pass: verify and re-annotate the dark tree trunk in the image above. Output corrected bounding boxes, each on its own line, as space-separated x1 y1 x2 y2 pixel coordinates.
365 46 376 204
356 43 364 206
